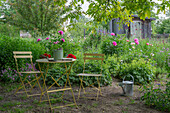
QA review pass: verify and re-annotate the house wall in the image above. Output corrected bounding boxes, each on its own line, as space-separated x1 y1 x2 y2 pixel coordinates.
110 18 126 35
110 17 153 38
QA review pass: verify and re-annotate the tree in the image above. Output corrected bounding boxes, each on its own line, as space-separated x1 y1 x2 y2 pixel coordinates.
65 0 170 26
3 0 73 37
67 15 92 38
155 18 170 34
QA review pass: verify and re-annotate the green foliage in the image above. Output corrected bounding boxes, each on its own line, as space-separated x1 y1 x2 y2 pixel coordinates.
0 63 38 83
83 31 102 49
4 0 72 37
68 15 91 39
101 34 129 56
104 55 156 84
155 18 170 34
0 35 45 69
141 82 170 112
0 23 20 37
67 0 169 26
45 51 112 87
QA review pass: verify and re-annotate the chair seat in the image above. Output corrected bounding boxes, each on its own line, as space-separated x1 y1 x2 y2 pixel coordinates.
18 71 43 74
77 73 102 77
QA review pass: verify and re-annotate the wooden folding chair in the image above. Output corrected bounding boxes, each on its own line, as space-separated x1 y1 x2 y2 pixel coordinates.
13 51 43 97
77 53 104 100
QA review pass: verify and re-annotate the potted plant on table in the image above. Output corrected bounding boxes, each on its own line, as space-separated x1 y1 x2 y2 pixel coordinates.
37 30 66 61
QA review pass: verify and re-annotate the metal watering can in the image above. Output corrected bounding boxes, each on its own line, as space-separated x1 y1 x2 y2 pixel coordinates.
119 75 134 96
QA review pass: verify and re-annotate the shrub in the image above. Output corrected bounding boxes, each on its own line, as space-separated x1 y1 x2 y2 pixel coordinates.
101 34 130 56
104 55 156 84
0 63 37 83
83 32 102 49
0 23 20 37
141 82 170 112
0 35 45 69
45 51 112 86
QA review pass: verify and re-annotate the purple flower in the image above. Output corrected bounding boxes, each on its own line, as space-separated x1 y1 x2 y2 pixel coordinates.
58 30 63 35
13 78 15 81
157 84 160 85
1 70 4 74
61 38 65 42
37 38 41 42
1 75 3 77
46 37 49 40
4 69 7 73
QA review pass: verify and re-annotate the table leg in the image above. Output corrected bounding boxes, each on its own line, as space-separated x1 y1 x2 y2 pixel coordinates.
66 62 78 108
38 63 51 106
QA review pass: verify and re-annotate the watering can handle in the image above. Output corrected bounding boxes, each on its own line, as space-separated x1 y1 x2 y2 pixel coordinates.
123 75 134 82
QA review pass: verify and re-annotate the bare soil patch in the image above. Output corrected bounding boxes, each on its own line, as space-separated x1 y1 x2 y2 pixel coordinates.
0 78 168 113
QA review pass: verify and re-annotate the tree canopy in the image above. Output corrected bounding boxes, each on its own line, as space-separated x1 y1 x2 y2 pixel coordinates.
0 0 169 36
67 0 170 26
155 18 170 34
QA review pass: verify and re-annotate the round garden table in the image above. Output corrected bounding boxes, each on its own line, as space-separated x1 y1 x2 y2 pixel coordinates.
36 58 77 110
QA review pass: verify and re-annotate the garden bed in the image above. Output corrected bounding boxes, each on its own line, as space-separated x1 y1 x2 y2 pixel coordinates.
0 77 168 113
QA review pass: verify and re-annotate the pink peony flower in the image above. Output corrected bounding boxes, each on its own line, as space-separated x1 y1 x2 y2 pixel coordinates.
146 43 149 45
111 33 115 36
54 41 59 44
58 30 63 35
46 37 49 40
134 38 138 42
135 41 139 45
37 38 41 42
112 41 117 46
61 38 65 42
126 40 129 42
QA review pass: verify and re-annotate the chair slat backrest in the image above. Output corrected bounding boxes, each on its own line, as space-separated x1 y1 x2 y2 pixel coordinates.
13 51 34 72
83 53 104 74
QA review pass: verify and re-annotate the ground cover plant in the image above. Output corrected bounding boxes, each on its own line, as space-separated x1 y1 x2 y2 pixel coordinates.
141 81 170 112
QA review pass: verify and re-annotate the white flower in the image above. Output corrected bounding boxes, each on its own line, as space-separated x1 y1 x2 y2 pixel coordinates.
70 39 73 42
150 53 154 56
131 43 135 45
132 46 135 49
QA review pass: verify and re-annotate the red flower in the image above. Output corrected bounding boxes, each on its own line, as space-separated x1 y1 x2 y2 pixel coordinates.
43 53 51 58
47 54 51 58
66 54 76 59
